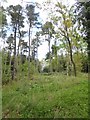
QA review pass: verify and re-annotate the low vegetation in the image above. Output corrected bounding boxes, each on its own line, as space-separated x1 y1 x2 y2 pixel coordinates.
2 73 88 118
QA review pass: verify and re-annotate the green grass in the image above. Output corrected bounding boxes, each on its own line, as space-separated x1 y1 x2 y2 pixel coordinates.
2 73 88 118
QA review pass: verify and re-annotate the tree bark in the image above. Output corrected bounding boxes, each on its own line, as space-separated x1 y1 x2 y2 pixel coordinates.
36 43 39 72
12 26 17 80
48 39 52 73
67 38 77 77
28 25 31 79
88 41 90 74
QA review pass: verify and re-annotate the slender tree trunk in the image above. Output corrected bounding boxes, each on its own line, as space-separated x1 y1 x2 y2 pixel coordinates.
36 45 39 72
49 40 52 73
28 25 31 79
49 40 50 72
56 54 58 72
9 46 12 67
63 15 76 76
12 26 17 80
64 21 76 76
17 29 21 79
54 40 58 72
88 41 90 74
66 46 72 76
67 38 76 77
54 50 58 72
9 48 12 79
17 44 20 57
3 53 7 77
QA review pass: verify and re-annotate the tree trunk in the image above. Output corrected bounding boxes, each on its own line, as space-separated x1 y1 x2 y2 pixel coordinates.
9 48 12 79
36 45 39 72
28 26 31 79
49 40 52 73
54 40 58 72
56 50 58 72
67 38 76 77
88 41 90 74
63 15 76 76
17 29 21 80
12 26 17 80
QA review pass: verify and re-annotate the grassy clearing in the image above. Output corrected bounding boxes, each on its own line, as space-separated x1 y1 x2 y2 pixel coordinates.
2 73 88 118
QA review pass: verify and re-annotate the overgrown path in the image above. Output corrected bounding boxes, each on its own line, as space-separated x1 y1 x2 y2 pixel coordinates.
2 73 88 118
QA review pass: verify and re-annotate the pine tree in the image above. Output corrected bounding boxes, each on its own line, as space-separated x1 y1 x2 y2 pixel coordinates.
26 4 40 79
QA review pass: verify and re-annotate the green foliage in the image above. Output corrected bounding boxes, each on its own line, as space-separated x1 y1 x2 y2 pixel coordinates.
43 66 49 73
57 55 67 72
2 73 88 118
0 7 7 27
51 55 67 73
7 5 24 27
26 4 40 27
73 53 82 72
77 1 90 72
2 52 41 84
2 51 11 84
81 54 88 73
0 6 7 39
51 58 57 72
42 21 55 37
19 60 40 77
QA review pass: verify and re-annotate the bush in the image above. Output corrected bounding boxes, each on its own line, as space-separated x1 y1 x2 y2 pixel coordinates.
43 66 49 73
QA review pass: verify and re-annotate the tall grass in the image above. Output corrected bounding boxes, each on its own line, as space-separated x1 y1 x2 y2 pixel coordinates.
2 73 88 118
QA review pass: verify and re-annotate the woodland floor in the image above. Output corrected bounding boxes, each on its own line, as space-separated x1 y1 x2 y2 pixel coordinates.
2 73 88 118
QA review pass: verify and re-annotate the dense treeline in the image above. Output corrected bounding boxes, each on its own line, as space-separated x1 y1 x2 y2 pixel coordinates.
0 1 89 85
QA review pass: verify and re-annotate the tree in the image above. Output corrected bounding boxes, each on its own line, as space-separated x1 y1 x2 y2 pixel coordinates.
31 32 41 72
0 6 7 44
6 34 14 65
26 4 40 79
7 5 25 80
17 30 27 78
31 32 41 59
76 1 90 73
51 40 59 72
0 6 7 85
48 2 77 76
42 21 55 73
